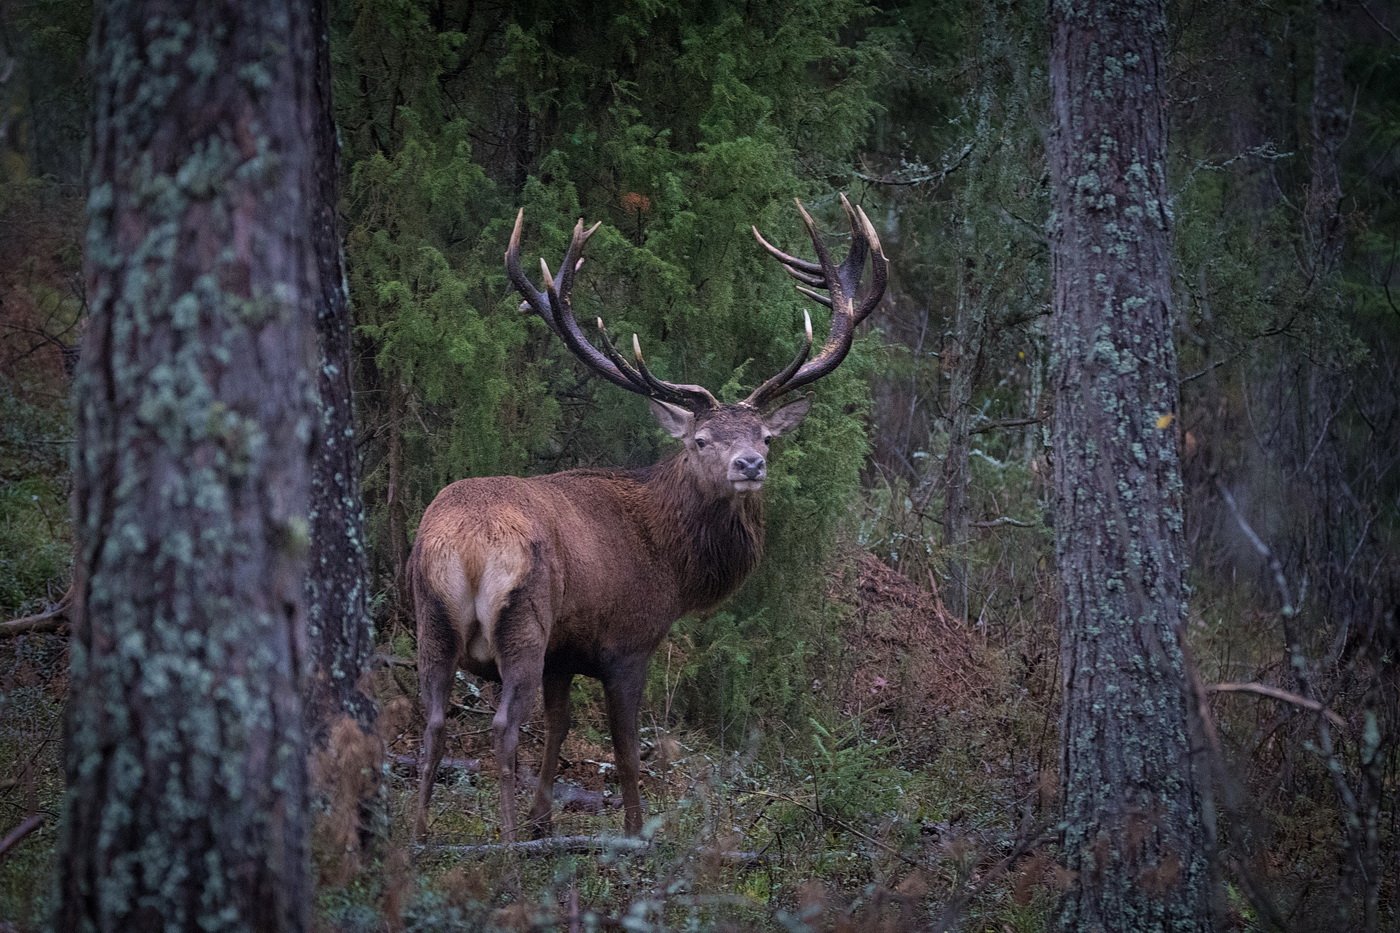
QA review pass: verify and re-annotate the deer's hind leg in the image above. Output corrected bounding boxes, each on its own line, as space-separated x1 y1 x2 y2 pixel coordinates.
485 571 550 843
528 670 575 838
413 562 464 841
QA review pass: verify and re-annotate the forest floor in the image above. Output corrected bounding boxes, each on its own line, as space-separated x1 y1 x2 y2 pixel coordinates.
318 549 1058 931
0 550 1065 931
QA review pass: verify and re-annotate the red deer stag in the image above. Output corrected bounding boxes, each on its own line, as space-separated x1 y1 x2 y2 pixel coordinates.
412 196 887 841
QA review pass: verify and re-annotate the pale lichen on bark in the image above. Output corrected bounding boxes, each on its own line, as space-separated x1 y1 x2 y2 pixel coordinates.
1048 0 1216 929
58 1 322 929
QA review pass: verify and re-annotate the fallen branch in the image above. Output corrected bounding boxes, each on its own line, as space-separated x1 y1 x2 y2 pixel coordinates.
418 834 648 858
415 834 763 864
1208 681 1346 729
1 588 72 638
969 416 1041 435
0 815 44 863
388 752 480 775
971 516 1035 529
745 789 921 868
931 823 1056 931
855 139 975 189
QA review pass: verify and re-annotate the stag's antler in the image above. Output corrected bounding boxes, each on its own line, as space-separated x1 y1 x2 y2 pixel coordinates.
506 210 718 411
744 195 888 408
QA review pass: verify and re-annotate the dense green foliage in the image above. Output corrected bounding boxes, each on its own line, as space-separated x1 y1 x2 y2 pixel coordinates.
334 0 893 739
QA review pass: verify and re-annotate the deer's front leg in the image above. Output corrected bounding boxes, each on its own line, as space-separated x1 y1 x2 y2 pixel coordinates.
603 666 647 836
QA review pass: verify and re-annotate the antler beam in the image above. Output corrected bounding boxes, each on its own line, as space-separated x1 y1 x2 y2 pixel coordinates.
505 210 718 411
744 195 888 408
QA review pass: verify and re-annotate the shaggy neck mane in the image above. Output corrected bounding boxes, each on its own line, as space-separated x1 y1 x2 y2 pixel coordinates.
634 453 764 612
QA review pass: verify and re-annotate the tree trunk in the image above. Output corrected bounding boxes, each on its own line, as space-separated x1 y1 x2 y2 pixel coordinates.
1047 1 1216 929
1302 4 1380 926
942 254 983 622
58 1 321 928
386 378 411 604
1294 0 1352 639
302 0 382 867
304 0 376 741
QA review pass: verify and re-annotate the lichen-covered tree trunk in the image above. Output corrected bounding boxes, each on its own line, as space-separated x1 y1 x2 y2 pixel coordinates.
58 0 322 928
1047 0 1216 929
302 0 382 866
304 0 375 740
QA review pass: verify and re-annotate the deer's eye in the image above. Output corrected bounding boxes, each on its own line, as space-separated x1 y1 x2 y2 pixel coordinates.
695 437 708 449
762 435 772 446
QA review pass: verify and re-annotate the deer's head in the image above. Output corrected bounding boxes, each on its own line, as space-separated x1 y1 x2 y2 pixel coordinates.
505 196 887 497
647 399 811 496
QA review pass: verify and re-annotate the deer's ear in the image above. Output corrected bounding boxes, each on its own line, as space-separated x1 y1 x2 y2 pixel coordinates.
764 395 812 436
649 399 694 439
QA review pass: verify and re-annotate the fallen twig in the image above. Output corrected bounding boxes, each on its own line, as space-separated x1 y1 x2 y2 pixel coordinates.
0 815 44 863
1 589 72 638
388 752 480 774
971 516 1035 529
1208 681 1346 729
418 834 649 858
969 416 1041 435
745 788 921 868
930 823 1056 931
415 834 763 865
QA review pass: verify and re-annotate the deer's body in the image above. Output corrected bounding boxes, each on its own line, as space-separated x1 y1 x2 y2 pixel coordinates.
413 456 764 682
414 198 885 841
412 452 764 839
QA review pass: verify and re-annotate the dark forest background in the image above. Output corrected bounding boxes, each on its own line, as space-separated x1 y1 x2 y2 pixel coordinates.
1 0 1397 929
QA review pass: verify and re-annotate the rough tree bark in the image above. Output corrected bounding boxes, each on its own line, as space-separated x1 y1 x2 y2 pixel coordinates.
1047 0 1216 929
304 0 376 740
58 1 323 928
302 0 382 867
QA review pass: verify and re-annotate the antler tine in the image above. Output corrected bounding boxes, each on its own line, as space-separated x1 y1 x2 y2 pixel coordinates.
792 199 841 303
751 225 823 277
596 316 716 409
556 218 600 299
743 195 889 407
853 204 888 324
779 263 826 288
794 285 834 308
836 194 869 297
504 208 718 411
506 209 551 323
597 317 718 410
742 309 814 409
630 334 719 409
593 316 648 390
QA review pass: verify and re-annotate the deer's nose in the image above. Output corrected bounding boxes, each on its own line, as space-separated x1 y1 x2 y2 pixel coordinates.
733 454 766 479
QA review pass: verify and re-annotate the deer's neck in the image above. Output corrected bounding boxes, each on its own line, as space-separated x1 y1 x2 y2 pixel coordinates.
642 454 765 613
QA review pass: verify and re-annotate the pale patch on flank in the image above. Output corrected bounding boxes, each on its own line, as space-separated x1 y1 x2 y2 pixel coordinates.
427 552 475 646
471 547 529 664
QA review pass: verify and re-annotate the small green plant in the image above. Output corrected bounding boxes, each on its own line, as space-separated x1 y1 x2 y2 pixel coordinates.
0 388 72 616
804 717 913 828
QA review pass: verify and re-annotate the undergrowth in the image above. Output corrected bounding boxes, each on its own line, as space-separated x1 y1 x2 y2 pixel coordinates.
318 734 1047 929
